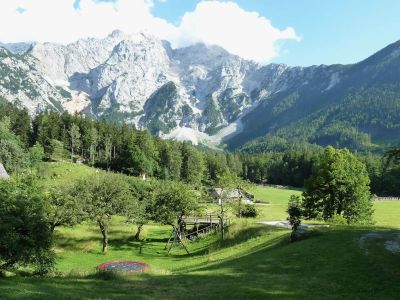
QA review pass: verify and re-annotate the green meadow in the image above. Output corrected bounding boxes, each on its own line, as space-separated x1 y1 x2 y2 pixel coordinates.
1 163 400 299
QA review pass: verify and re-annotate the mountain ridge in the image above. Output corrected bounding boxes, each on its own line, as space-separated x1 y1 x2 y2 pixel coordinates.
1 32 400 151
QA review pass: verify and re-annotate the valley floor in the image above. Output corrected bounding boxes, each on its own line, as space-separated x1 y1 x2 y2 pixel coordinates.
1 164 399 299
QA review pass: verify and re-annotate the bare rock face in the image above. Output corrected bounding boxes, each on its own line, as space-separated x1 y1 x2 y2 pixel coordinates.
0 47 68 113
0 163 9 179
0 31 339 145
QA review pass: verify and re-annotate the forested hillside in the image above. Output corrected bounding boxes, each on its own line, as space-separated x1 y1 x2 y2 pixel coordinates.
1 97 399 196
228 41 400 152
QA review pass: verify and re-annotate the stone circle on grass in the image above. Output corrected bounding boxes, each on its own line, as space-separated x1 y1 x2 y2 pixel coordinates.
98 260 149 273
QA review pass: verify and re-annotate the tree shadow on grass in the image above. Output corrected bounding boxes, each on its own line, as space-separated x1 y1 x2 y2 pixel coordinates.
2 228 400 299
55 236 102 253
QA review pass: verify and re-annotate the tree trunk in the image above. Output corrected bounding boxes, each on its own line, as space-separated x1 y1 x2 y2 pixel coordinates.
238 196 242 218
219 198 225 241
134 224 144 241
50 223 56 233
98 221 109 253
220 217 225 241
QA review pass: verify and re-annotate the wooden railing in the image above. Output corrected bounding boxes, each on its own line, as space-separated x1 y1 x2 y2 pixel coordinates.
180 214 231 240
375 197 400 201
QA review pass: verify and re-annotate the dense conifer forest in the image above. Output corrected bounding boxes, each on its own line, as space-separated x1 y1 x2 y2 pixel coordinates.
1 97 399 196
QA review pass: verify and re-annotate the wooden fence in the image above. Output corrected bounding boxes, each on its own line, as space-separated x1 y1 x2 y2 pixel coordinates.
374 197 400 201
180 214 231 240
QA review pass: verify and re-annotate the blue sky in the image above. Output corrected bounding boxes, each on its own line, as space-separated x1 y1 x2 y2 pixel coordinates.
2 0 400 66
152 0 400 66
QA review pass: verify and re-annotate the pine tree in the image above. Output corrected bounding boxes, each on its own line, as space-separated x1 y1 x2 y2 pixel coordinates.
69 124 81 162
89 127 98 165
181 143 205 186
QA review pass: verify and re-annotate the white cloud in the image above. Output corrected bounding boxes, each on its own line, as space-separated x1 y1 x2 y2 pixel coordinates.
171 1 300 62
0 0 175 44
0 0 299 62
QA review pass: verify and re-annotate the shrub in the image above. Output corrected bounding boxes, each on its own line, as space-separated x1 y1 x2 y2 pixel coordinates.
287 195 303 231
241 204 258 218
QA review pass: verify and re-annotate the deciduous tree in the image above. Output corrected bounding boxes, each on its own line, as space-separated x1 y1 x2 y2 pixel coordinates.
74 172 133 253
302 146 373 224
0 175 54 274
151 181 198 230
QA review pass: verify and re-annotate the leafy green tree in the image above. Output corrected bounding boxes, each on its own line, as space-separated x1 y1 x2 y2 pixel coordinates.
74 172 132 253
151 181 198 231
125 178 155 240
0 175 55 274
30 142 45 165
287 195 303 231
44 185 86 232
49 139 68 162
0 117 30 173
212 172 245 240
302 146 373 224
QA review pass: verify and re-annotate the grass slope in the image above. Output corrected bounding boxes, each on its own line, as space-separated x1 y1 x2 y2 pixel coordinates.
1 163 399 299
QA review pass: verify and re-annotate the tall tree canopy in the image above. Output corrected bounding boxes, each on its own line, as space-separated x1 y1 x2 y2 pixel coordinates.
74 172 134 253
151 181 199 228
0 117 30 174
302 146 373 224
0 175 54 273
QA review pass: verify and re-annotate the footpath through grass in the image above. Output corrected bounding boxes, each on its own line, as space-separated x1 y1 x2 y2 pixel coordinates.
1 163 400 299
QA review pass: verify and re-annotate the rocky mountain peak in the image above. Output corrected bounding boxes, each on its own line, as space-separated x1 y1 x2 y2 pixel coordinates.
1 32 399 148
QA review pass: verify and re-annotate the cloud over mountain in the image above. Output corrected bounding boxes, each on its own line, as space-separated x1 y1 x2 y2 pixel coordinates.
171 1 300 62
0 0 298 62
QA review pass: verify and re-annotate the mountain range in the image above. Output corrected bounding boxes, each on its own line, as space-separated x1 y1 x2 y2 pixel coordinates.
0 31 399 151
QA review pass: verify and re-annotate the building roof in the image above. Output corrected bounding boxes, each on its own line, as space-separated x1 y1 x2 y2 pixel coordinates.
211 188 253 199
0 163 9 179
212 188 242 199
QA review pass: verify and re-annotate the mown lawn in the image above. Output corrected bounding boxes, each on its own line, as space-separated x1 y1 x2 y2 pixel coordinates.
1 163 400 299
374 201 400 228
251 185 302 221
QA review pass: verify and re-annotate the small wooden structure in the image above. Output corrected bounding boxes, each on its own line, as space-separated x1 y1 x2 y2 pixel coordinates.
211 188 254 205
165 214 231 254
0 163 9 180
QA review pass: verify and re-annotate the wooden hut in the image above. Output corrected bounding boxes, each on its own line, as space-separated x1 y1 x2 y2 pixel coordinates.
211 188 254 205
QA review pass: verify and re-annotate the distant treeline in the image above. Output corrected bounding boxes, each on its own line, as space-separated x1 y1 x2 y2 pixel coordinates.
0 98 399 196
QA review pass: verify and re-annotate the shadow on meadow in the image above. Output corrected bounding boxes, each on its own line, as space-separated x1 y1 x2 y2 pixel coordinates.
2 228 400 300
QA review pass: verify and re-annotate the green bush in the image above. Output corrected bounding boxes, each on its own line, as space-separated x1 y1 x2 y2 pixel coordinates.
0 175 55 274
241 204 258 218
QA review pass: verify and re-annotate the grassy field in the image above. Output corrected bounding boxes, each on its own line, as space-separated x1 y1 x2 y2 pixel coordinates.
1 163 400 299
251 186 302 221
